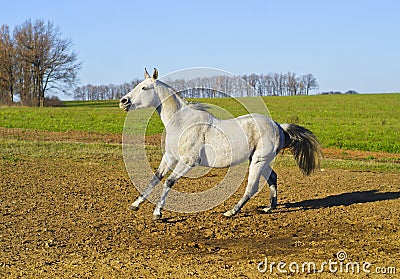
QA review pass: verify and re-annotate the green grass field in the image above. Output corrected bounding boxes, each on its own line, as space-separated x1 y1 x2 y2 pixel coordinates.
1 94 399 153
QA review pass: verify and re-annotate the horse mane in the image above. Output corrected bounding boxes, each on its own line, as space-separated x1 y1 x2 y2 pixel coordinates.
155 80 209 112
187 102 209 111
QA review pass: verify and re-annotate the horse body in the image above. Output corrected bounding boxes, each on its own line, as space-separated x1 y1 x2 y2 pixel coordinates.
163 105 285 168
120 68 322 219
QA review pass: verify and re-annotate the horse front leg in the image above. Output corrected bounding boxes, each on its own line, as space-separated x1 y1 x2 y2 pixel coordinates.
153 159 195 220
129 154 176 211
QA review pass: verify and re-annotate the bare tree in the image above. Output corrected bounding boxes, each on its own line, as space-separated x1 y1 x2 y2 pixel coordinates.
286 72 298 96
13 19 81 106
298 77 305 95
302 73 318 95
0 25 16 104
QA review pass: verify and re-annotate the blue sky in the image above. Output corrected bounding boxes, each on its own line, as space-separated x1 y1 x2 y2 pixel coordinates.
2 0 400 95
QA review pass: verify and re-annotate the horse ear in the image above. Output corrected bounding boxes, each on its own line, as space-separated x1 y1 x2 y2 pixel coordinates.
144 68 150 79
152 68 158 79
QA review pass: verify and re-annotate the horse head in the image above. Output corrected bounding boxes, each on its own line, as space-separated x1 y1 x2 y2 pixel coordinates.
119 68 159 111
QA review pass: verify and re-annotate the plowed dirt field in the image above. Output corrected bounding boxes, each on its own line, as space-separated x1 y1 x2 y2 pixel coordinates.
1 129 399 278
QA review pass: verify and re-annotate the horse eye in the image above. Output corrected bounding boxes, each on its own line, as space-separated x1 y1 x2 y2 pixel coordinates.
142 86 147 90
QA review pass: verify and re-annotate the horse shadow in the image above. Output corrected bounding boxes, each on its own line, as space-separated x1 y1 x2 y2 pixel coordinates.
282 190 400 210
157 216 188 224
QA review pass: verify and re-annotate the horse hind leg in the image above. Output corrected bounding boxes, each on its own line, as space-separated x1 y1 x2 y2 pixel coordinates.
223 160 266 217
260 167 278 213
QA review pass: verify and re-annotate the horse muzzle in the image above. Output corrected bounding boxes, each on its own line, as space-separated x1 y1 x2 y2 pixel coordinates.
119 98 132 111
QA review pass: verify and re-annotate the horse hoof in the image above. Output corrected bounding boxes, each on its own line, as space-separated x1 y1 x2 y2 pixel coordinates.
153 214 162 221
223 210 235 217
260 206 273 214
129 204 139 211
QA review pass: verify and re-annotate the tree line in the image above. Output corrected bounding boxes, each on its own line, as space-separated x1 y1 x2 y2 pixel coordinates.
0 19 81 106
73 72 318 101
73 80 140 101
169 72 318 98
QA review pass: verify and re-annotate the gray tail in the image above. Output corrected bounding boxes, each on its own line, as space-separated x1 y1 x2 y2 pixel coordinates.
280 123 322 175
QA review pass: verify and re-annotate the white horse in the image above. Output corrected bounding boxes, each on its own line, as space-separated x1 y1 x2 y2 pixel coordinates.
120 68 322 220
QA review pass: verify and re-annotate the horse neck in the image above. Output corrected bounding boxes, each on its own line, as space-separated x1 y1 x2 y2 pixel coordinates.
155 82 188 125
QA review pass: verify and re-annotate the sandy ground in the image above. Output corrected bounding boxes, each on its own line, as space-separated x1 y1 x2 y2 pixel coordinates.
1 129 399 278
